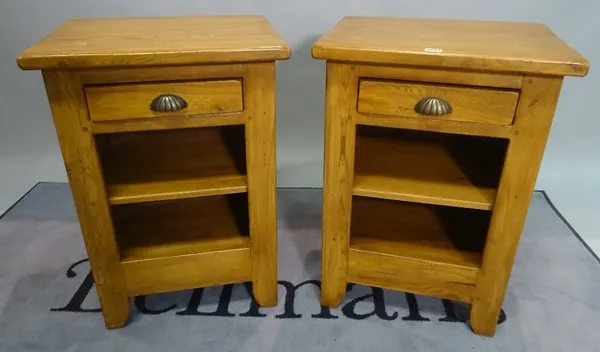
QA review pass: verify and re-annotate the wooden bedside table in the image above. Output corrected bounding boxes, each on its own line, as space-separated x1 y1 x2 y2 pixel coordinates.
18 16 290 329
313 17 588 336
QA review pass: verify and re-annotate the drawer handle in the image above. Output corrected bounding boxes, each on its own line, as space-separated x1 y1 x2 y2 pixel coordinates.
150 94 188 113
414 97 452 116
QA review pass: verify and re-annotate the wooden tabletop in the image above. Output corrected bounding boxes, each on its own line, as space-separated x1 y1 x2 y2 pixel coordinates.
18 16 290 70
313 17 588 76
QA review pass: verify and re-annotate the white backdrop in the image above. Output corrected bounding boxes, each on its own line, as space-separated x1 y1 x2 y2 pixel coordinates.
1 1 598 249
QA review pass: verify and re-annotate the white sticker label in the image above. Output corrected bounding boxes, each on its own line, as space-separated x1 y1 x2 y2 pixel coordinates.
424 48 443 53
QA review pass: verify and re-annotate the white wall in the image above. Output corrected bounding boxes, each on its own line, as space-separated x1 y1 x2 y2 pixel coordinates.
2 1 599 234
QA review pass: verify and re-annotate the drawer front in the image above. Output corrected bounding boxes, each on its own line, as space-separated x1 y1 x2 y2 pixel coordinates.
358 80 519 126
85 80 243 122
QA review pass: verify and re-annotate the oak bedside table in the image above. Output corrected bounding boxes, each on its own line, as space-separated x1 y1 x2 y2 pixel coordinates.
313 17 588 336
17 16 290 329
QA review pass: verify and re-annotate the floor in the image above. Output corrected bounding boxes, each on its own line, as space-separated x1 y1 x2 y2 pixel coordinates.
0 154 66 217
1 184 599 351
542 180 600 256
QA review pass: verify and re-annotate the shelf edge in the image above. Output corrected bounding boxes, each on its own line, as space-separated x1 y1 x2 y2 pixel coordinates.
108 176 248 205
353 184 495 211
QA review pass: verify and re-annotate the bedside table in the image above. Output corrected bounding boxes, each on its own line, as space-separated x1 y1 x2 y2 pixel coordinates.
313 17 588 336
18 16 290 329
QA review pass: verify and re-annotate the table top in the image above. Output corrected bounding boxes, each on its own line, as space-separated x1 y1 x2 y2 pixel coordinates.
312 17 588 76
17 16 290 70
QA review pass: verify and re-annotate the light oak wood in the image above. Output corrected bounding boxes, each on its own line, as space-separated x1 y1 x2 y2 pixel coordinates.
313 17 588 76
243 62 279 307
86 80 243 122
358 80 519 126
470 76 564 336
123 248 252 296
315 18 587 337
321 62 359 307
356 112 513 139
23 16 288 329
113 195 250 261
97 126 247 205
358 64 524 89
108 177 246 205
42 70 130 328
18 16 290 69
353 131 501 210
91 112 245 134
348 250 476 303
80 64 243 85
351 196 488 269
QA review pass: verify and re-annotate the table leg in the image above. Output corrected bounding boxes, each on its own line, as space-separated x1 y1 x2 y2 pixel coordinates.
470 75 563 336
43 70 130 328
321 63 358 307
244 62 278 307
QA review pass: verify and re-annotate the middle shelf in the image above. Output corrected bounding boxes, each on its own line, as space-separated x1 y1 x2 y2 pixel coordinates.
353 125 507 210
97 125 247 205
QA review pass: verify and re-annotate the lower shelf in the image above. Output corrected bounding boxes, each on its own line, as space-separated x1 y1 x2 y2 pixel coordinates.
350 196 490 269
349 196 490 302
113 194 250 262
113 194 252 295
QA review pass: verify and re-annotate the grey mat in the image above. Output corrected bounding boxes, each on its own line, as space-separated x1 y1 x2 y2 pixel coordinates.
0 183 599 352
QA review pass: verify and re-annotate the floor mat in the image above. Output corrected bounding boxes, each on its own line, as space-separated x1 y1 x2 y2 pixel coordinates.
0 183 599 351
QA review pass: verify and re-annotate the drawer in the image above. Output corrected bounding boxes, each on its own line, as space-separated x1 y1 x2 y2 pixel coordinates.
357 80 519 126
85 80 243 122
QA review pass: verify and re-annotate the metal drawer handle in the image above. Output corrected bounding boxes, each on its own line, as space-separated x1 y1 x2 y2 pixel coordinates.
414 97 452 116
150 94 188 113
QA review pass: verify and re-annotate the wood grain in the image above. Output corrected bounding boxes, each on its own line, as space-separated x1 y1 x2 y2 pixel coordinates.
356 112 512 139
113 194 250 261
321 62 359 307
358 80 519 126
350 196 489 269
122 248 252 296
97 126 247 205
469 75 564 336
243 62 278 307
358 64 524 89
85 80 243 122
80 64 243 85
313 17 588 76
348 250 476 303
353 130 500 210
42 70 130 328
108 177 246 205
18 16 290 69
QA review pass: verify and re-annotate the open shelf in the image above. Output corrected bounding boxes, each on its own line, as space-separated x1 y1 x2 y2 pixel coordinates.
350 196 490 269
353 126 507 210
97 126 247 205
112 194 250 262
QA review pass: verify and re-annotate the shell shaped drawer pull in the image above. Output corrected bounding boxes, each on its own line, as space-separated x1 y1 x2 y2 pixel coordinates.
414 97 453 116
150 94 188 113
